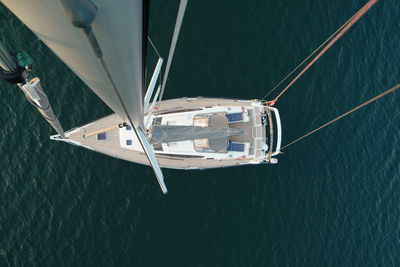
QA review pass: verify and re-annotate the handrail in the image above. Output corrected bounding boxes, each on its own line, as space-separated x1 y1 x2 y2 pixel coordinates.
269 107 282 156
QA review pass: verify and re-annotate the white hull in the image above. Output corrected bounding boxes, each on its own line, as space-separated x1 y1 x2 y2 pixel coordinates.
51 97 281 169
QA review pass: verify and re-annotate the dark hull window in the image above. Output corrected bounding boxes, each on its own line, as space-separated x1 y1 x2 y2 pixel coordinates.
97 132 107 140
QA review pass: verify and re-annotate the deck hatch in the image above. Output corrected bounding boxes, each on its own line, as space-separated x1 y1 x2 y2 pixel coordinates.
227 142 245 152
226 112 243 122
97 132 107 140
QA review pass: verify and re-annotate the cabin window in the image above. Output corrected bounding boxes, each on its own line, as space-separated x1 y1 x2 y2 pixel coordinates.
167 142 178 147
226 112 243 122
97 132 107 140
125 125 132 130
227 142 245 152
154 117 162 124
153 143 163 151
126 140 132 146
166 120 177 125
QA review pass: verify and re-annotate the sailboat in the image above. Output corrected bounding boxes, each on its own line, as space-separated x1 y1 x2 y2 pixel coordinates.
0 0 282 194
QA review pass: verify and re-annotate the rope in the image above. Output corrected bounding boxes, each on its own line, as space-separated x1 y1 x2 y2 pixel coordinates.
281 84 400 150
83 124 122 138
148 36 161 58
261 8 362 100
266 0 379 106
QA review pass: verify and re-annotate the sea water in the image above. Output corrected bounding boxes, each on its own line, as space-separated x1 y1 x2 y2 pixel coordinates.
0 0 399 266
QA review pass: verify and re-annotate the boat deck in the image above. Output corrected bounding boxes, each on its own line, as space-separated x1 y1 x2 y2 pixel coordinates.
61 98 268 169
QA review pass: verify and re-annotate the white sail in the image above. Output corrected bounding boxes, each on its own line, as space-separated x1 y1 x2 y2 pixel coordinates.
2 0 171 193
2 0 145 127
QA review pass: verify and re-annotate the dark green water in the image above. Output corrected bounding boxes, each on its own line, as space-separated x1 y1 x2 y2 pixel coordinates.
1 1 399 266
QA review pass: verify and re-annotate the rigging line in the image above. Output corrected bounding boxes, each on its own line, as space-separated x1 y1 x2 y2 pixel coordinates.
266 0 378 106
281 84 400 150
145 37 161 84
148 36 161 58
261 7 362 100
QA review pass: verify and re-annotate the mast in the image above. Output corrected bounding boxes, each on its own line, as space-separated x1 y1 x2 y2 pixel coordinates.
2 0 169 193
158 0 188 102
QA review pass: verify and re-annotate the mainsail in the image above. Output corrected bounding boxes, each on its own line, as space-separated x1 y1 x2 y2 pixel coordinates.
2 0 145 124
1 0 170 193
